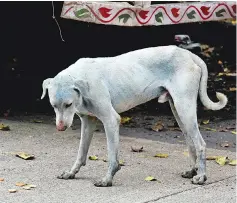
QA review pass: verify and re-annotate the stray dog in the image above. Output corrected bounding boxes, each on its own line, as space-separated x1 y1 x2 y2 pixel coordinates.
41 46 227 187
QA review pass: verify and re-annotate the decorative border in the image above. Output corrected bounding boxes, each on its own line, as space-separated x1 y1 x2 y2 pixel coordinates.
61 1 236 26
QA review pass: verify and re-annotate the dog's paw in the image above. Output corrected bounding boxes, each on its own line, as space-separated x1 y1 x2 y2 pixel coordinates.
181 168 197 179
57 171 75 180
192 174 207 185
94 180 112 187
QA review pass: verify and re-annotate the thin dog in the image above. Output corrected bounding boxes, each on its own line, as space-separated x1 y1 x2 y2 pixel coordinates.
41 46 227 187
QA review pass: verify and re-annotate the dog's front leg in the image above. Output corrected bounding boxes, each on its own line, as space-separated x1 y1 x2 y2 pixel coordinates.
94 111 121 187
57 115 97 179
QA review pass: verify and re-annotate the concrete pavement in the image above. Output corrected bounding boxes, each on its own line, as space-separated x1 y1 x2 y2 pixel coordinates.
0 119 236 203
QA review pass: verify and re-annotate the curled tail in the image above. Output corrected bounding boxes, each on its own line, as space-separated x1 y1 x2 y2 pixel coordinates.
191 53 228 110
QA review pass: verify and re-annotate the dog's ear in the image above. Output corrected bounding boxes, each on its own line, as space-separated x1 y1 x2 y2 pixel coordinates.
41 78 53 99
73 80 90 99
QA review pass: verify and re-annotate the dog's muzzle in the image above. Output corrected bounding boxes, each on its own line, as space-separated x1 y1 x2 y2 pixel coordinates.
57 121 67 131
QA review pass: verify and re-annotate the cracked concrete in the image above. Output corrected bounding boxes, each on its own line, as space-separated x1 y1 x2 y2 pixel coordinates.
0 119 236 203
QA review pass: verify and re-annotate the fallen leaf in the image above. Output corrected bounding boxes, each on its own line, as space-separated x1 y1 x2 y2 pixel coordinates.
152 121 164 132
0 124 10 131
16 152 35 160
220 142 230 148
199 126 217 132
102 159 107 162
119 160 125 166
228 160 236 166
145 176 157 181
22 185 31 190
88 155 98 160
206 156 219 160
201 120 210 125
154 153 169 158
8 189 17 193
0 178 4 182
183 151 189 156
229 87 236 91
218 60 223 65
15 182 26 187
120 117 132 124
226 73 236 77
168 127 181 132
215 156 228 166
32 120 43 123
217 72 225 77
231 131 237 135
131 146 143 152
27 184 36 188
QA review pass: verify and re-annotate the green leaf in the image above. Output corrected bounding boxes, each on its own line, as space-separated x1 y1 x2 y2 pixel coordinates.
74 9 90 18
187 10 196 19
155 12 163 23
154 153 169 158
229 159 237 166
118 14 131 24
216 9 226 17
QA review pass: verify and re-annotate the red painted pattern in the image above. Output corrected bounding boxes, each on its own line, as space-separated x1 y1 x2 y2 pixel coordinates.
64 3 236 25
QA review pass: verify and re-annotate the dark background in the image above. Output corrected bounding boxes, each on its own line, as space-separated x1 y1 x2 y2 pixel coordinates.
0 1 236 116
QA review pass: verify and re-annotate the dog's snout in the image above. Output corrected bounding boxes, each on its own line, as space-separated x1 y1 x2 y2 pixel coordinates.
57 121 67 131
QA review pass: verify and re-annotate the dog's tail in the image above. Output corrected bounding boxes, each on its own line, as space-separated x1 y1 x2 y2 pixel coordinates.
191 53 227 110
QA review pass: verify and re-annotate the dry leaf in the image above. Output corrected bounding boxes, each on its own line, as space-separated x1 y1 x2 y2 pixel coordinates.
8 189 17 193
22 185 31 190
168 127 181 132
145 176 157 181
119 160 125 166
215 156 228 166
88 155 98 160
231 131 237 135
199 126 217 132
217 72 225 77
220 142 230 148
0 178 4 182
183 151 189 156
229 160 237 166
154 153 169 158
16 152 35 160
226 73 236 77
131 146 143 152
218 60 223 65
202 120 210 125
229 87 236 92
120 117 132 124
15 182 26 187
206 156 219 160
152 121 164 132
32 120 43 123
0 124 10 131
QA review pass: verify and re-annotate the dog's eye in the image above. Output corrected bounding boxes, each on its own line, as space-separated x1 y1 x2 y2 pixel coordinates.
65 103 72 108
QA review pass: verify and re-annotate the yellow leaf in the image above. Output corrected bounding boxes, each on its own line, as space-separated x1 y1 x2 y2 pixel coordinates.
152 121 164 132
231 131 237 135
15 182 26 187
119 160 125 166
0 178 4 182
206 156 219 160
16 152 35 160
120 117 132 124
8 189 17 193
217 72 225 76
215 156 228 166
0 124 10 131
154 153 169 158
229 160 237 166
145 176 157 181
202 120 210 125
88 155 98 160
32 120 43 123
229 87 236 92
183 151 189 156
199 126 216 132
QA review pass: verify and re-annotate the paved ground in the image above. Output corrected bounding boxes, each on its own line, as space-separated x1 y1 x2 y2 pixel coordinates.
0 119 236 203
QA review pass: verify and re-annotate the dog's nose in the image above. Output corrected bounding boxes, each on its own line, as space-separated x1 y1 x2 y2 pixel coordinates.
57 121 67 131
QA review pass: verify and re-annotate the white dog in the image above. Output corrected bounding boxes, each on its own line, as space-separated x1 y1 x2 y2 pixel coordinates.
41 45 227 187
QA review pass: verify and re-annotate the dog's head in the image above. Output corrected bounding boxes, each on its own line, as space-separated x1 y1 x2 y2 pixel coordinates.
41 77 81 131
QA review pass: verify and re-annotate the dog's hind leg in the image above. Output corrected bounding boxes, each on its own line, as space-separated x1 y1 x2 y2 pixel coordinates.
57 115 97 179
170 97 207 185
169 99 198 178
